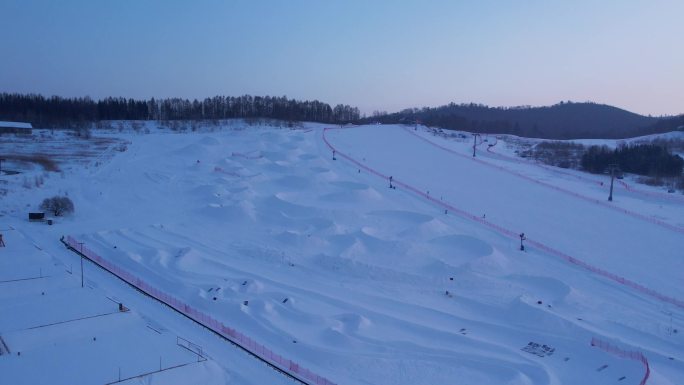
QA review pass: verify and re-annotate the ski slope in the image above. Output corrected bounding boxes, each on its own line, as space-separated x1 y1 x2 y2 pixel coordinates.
1 123 682 384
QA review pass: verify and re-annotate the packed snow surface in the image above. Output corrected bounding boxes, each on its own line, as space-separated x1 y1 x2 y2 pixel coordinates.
1 123 682 384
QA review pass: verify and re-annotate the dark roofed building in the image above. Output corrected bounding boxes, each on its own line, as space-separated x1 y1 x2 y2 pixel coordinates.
0 121 33 135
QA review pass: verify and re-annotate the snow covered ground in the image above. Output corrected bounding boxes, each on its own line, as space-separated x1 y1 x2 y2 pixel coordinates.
1 123 682 384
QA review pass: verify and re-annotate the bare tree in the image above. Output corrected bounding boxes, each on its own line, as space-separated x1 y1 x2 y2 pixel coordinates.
40 196 75 216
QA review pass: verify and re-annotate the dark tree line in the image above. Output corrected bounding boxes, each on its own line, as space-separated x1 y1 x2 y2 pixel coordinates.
581 144 683 177
643 115 684 136
0 93 360 127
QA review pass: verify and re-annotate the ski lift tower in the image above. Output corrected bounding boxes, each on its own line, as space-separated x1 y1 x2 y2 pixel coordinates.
607 164 620 201
519 233 526 251
472 133 481 157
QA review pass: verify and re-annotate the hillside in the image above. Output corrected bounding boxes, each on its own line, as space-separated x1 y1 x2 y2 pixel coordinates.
365 102 662 139
1 123 682 384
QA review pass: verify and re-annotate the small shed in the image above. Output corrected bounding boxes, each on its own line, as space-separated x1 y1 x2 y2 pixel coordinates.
28 212 45 221
0 121 33 135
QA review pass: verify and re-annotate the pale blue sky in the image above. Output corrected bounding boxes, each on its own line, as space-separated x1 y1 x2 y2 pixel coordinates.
1 1 682 116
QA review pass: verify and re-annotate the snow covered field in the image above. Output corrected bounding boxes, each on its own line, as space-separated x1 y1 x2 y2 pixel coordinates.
1 123 682 384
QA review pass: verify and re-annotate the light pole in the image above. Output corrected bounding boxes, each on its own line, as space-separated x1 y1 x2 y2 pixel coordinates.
607 164 619 202
472 134 481 157
77 242 84 288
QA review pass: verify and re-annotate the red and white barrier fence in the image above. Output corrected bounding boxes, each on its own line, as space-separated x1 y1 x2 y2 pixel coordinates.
483 136 607 187
64 236 337 385
403 127 684 234
591 337 650 385
322 127 684 310
423 127 684 205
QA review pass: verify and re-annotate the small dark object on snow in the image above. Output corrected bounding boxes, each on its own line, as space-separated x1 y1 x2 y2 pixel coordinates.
17 352 20 356
282 298 288 303
118 303 124 311
213 297 217 301
537 300 542 304
449 277 453 281
242 281 247 285
243 300 248 306
292 340 297 343
93 337 97 341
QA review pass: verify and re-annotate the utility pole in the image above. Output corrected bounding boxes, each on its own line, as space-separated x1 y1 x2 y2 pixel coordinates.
77 242 85 288
608 164 619 202
472 134 481 157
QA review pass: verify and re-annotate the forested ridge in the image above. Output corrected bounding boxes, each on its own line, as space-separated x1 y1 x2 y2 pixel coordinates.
363 101 683 140
0 93 360 127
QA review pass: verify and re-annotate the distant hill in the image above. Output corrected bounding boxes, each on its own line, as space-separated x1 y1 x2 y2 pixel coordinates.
362 102 668 139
